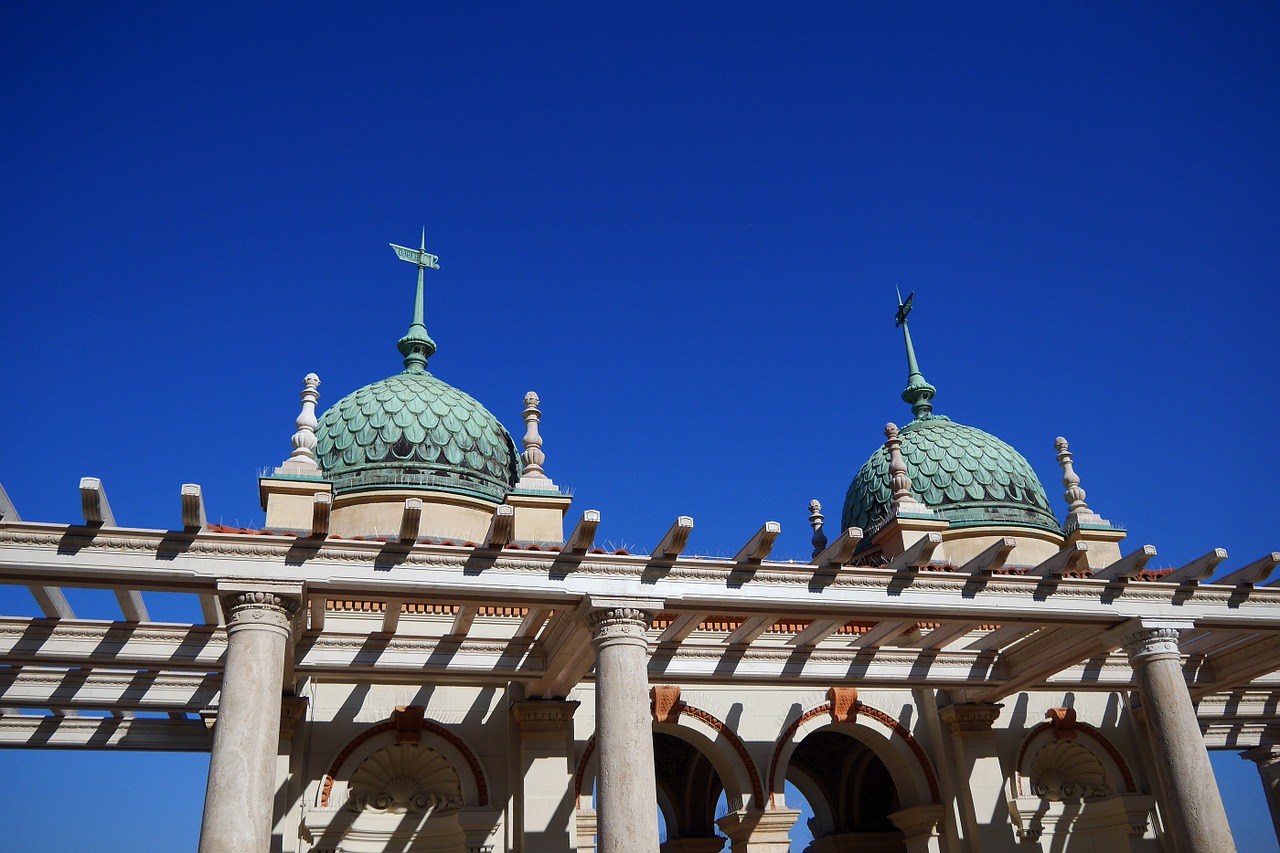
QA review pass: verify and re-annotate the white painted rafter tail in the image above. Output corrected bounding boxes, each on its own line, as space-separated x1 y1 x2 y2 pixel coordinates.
813 527 862 569
180 484 207 532
1092 544 1158 581
735 521 781 564
79 477 115 527
564 510 600 554
1217 552 1280 586
886 532 942 572
652 516 694 560
957 537 1016 575
1027 541 1089 578
1163 548 1229 584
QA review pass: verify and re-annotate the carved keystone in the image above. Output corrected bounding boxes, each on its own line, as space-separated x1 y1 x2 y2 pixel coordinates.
1046 707 1077 741
828 687 858 723
394 705 425 743
652 685 683 724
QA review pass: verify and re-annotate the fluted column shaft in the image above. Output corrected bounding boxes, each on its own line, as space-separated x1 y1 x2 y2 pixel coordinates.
587 597 662 853
1242 746 1280 847
1120 621 1235 853
198 583 301 853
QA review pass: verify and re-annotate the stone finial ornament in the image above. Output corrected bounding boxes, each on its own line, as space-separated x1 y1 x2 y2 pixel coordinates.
1055 437 1089 516
514 391 556 491
809 499 828 558
520 392 546 478
276 374 322 476
885 423 914 504
1054 436 1110 531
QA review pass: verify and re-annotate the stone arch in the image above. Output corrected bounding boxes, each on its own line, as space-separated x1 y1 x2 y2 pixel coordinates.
1014 717 1137 798
1007 710 1153 846
768 697 940 810
574 699 763 812
320 710 490 808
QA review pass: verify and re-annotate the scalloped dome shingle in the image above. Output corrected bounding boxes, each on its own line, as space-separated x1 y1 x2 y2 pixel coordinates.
316 371 519 502
842 415 1060 536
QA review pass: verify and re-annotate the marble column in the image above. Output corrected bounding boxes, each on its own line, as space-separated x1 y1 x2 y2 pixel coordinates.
586 596 663 853
1242 745 1280 847
1118 619 1236 853
511 698 580 853
198 581 302 853
938 703 1012 852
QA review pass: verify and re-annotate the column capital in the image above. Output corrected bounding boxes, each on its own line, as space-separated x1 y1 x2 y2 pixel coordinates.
217 580 303 637
510 699 579 738
939 702 1002 735
584 595 662 647
1243 744 1280 770
715 808 800 846
1106 617 1193 664
280 695 308 739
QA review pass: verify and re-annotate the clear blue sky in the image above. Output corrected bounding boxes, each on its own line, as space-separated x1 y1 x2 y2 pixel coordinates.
1 3 1278 850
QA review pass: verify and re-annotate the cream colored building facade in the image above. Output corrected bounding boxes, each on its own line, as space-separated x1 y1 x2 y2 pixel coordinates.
0 248 1277 853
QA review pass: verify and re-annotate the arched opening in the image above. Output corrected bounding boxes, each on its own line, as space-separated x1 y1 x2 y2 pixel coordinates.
654 730 729 852
785 728 907 853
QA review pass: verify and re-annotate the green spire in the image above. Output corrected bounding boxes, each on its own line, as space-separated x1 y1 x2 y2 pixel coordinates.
390 229 440 373
895 287 936 419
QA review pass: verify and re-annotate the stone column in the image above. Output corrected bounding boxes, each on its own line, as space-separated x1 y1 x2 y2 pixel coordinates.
715 809 800 853
511 699 580 853
938 702 1012 852
198 582 302 853
586 596 663 853
1242 745 1280 847
1118 619 1235 853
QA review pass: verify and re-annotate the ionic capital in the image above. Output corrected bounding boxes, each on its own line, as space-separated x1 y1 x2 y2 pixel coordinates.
1106 618 1192 665
939 702 1002 735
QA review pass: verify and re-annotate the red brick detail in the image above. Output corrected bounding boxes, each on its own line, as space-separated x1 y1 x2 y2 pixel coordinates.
394 705 425 743
1045 707 1077 741
651 686 683 724
828 687 858 723
767 701 941 808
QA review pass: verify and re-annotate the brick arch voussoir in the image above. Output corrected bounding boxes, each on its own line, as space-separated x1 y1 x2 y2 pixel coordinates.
573 703 765 810
768 701 940 808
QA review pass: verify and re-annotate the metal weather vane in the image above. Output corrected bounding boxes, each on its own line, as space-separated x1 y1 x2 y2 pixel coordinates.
895 285 914 328
391 228 440 372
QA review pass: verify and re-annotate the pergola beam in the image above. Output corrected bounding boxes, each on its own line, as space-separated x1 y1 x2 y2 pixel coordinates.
0 715 212 751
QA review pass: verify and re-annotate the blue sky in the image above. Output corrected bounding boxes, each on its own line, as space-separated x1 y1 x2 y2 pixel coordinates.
1 3 1278 850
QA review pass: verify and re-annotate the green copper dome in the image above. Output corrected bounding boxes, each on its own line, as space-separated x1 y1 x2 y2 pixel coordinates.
313 234 520 502
316 371 520 501
841 415 1060 535
843 291 1061 537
